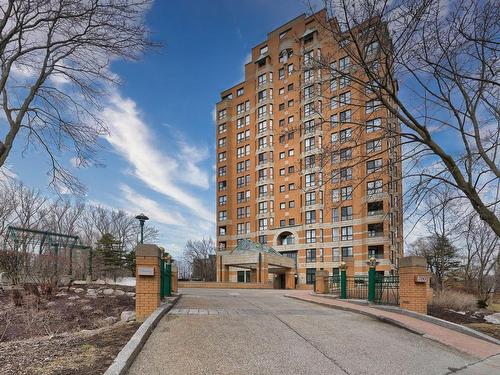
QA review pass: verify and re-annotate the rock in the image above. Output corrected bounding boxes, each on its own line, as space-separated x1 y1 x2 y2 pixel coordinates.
74 288 85 294
126 292 136 297
47 301 57 307
103 288 114 295
66 302 75 307
73 280 87 285
78 299 90 304
103 316 117 326
485 313 500 324
56 292 67 297
87 288 97 295
81 305 93 311
120 311 136 322
68 295 80 300
114 289 125 296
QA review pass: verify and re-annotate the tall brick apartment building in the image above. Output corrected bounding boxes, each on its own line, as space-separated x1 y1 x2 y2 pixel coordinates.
215 10 403 288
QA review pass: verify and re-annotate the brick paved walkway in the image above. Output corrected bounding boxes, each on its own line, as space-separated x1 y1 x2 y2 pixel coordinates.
286 291 500 359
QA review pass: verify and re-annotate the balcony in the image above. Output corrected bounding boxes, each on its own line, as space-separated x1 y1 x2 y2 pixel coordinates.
368 223 384 238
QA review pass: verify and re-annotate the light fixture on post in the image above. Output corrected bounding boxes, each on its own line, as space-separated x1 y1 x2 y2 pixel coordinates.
135 213 149 244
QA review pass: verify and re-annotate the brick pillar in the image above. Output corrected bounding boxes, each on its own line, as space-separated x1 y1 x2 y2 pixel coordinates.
171 264 178 293
250 269 257 282
285 269 295 289
135 244 161 322
399 256 430 314
258 253 269 284
221 265 230 282
314 270 329 294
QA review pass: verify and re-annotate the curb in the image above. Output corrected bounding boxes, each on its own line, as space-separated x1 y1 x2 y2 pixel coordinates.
304 293 500 346
285 294 426 336
104 294 181 375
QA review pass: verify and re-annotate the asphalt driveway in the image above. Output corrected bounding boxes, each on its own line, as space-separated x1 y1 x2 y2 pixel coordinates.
127 288 476 375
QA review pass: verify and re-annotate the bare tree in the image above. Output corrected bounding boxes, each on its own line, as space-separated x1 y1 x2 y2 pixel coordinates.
0 0 157 192
463 215 499 304
183 238 216 281
299 0 499 236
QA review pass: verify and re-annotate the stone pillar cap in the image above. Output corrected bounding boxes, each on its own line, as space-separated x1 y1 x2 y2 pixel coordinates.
316 270 330 277
135 244 162 257
400 256 427 268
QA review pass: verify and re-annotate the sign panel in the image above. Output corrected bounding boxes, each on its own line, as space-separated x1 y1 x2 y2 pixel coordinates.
415 275 428 283
138 266 155 276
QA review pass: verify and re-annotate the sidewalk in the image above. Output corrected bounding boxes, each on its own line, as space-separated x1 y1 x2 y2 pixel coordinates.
286 291 500 360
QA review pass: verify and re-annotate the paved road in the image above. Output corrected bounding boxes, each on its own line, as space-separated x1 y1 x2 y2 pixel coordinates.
128 289 477 375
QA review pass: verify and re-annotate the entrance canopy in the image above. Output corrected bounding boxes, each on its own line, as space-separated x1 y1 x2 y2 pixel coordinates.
218 239 295 273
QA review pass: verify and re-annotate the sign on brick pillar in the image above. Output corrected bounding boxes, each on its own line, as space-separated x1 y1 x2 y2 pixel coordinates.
135 244 162 322
399 256 430 314
315 270 329 294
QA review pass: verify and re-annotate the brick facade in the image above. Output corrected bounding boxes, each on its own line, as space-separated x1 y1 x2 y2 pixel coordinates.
399 256 430 314
215 10 403 289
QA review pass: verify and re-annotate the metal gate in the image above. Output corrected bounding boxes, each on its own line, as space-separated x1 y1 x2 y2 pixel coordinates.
374 275 399 305
160 259 171 299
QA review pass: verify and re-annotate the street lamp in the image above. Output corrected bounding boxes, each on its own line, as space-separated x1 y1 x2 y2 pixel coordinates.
135 213 149 244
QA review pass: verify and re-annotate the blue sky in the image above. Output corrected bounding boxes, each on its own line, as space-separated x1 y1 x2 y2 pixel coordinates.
6 0 317 257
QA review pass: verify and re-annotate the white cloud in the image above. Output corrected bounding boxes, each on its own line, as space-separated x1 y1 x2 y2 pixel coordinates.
119 184 187 226
102 93 214 223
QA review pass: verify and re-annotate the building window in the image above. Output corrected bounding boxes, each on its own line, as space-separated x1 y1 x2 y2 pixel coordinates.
219 226 226 236
367 180 383 195
339 128 352 143
218 123 227 134
305 192 316 206
258 235 267 244
305 173 315 188
289 200 295 208
340 167 352 181
289 218 295 226
306 268 316 285
339 111 351 125
341 246 353 258
260 45 268 55
218 109 227 120
339 91 351 106
339 148 352 161
366 117 381 132
218 166 227 176
330 96 338 109
306 249 316 262
341 206 353 221
258 73 267 86
367 158 383 174
218 152 226 162
259 218 268 231
330 114 338 127
306 229 316 243
366 139 382 153
305 210 316 224
341 186 352 200
218 181 227 191
339 76 350 88
366 99 382 114
237 87 244 96
339 56 350 71
218 196 227 206
332 248 340 262
279 68 285 80
280 202 286 210
341 226 353 241
332 228 339 241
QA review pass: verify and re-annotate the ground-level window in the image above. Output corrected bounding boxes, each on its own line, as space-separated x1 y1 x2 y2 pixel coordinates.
306 268 316 285
237 270 251 283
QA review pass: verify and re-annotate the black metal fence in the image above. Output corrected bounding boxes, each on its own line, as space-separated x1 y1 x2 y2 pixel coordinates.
345 275 369 300
374 275 399 305
327 275 341 294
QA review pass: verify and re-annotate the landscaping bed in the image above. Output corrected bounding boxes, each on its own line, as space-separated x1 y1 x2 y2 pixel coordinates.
428 305 500 340
0 284 138 374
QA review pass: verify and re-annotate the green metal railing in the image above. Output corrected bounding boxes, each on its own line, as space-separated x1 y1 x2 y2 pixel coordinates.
374 275 399 305
332 268 399 306
160 258 171 299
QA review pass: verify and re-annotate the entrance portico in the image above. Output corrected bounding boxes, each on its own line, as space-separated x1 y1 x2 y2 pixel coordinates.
216 240 296 289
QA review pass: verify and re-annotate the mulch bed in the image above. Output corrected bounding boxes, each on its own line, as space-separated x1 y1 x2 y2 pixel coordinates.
0 322 139 375
0 286 134 341
428 305 500 340
0 285 139 374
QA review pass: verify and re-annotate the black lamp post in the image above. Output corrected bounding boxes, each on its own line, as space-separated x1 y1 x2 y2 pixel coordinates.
135 213 149 244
